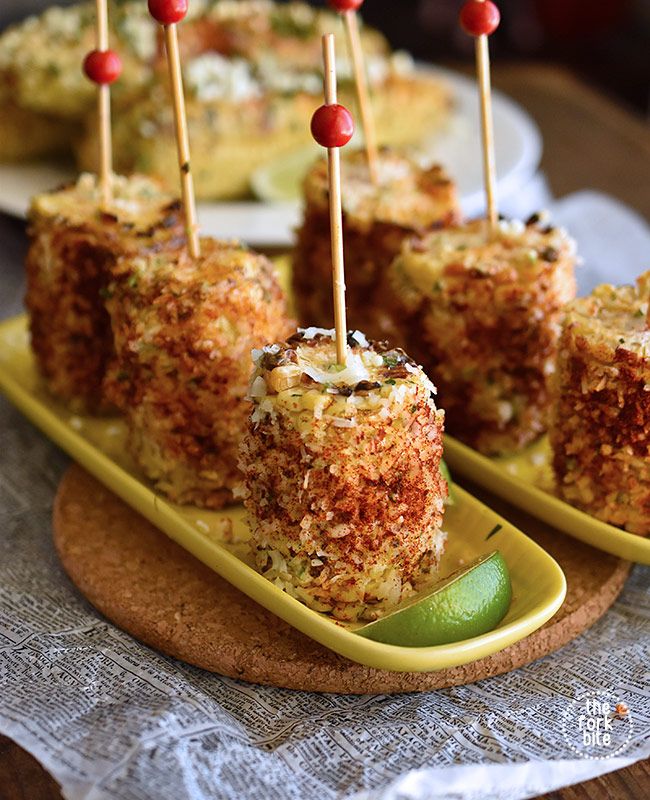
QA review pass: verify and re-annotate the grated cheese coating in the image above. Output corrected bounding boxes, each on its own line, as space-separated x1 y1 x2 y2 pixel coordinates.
104 237 294 509
25 173 183 412
549 272 650 535
388 215 578 454
294 148 461 340
239 331 448 621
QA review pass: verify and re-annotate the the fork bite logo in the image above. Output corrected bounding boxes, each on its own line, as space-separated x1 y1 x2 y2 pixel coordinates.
578 697 614 747
562 691 633 760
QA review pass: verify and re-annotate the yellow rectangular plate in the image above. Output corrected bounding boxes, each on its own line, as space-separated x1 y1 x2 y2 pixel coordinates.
0 314 566 672
444 435 650 565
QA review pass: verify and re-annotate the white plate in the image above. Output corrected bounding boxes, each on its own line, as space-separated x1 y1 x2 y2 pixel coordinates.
0 66 541 247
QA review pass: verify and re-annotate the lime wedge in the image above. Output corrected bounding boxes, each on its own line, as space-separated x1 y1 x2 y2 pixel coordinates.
356 550 512 647
250 147 321 202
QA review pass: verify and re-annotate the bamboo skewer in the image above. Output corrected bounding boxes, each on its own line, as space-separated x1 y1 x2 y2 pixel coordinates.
460 0 500 238
163 23 200 258
475 32 498 236
343 9 378 184
96 0 112 208
321 34 349 366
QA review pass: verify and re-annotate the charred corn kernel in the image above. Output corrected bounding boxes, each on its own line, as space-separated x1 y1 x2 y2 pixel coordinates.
267 364 302 393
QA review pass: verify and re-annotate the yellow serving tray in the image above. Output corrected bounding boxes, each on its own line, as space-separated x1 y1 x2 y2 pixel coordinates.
0 314 566 672
444 435 650 565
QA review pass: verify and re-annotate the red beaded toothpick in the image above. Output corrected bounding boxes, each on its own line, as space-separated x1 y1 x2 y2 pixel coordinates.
311 34 355 366
83 50 122 85
311 104 354 149
328 0 378 183
148 0 188 25
82 0 122 208
460 0 501 237
148 0 200 258
460 0 500 36
328 0 363 10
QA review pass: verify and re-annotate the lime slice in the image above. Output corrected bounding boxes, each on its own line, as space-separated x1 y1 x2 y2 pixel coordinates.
250 147 320 202
356 550 512 647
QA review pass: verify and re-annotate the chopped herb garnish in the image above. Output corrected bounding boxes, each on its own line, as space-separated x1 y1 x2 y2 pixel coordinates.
270 10 316 39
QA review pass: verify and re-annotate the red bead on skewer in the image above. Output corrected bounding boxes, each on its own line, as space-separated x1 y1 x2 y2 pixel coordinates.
83 49 122 85
328 0 364 11
148 0 200 257
311 104 355 149
460 0 501 37
314 34 353 365
148 0 188 25
461 0 500 236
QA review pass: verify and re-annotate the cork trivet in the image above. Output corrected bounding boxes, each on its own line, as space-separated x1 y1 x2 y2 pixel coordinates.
53 465 631 694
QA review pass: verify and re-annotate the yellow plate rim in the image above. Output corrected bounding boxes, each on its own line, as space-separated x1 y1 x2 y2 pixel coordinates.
0 314 567 672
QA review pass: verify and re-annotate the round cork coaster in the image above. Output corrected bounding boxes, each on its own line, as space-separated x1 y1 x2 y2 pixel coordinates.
53 465 631 694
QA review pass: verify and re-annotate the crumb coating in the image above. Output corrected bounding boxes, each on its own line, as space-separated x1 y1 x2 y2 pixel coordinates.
25 172 184 412
239 328 448 621
104 237 294 509
550 273 650 535
389 215 577 454
293 148 460 340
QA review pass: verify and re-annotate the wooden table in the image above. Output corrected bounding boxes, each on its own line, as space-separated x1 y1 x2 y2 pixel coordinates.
492 64 650 221
2 64 649 799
